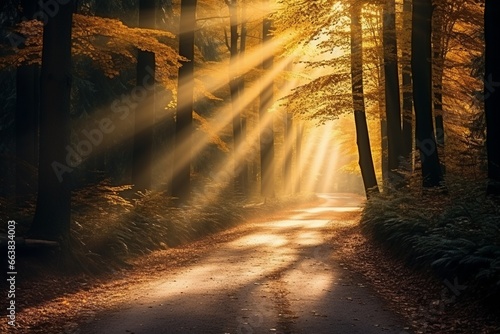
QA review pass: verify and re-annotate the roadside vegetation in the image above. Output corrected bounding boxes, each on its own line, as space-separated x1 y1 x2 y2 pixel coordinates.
361 177 500 310
1 183 317 276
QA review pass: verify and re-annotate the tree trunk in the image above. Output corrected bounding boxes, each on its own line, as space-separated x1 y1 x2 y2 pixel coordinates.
172 0 197 203
259 9 275 198
239 0 248 194
227 0 243 194
351 4 379 197
383 0 403 183
401 0 413 167
378 55 389 188
132 0 156 191
485 0 500 195
381 117 389 186
432 2 445 176
240 117 249 192
29 0 75 241
15 0 39 206
412 0 442 188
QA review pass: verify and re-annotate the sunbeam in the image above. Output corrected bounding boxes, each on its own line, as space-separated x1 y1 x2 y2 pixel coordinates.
302 124 334 193
151 53 298 200
318 139 340 192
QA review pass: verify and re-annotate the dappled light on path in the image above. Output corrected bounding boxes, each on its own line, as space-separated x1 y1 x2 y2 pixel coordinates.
77 194 409 334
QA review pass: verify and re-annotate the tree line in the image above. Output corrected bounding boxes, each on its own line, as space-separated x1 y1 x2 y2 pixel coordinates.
275 0 497 197
0 0 498 244
0 0 302 242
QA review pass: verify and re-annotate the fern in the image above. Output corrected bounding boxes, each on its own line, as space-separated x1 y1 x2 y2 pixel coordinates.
361 177 500 305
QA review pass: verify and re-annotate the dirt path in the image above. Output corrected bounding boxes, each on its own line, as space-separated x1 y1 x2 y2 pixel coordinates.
76 194 410 334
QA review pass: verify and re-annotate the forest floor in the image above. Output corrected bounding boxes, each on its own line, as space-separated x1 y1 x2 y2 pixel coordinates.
1 194 499 334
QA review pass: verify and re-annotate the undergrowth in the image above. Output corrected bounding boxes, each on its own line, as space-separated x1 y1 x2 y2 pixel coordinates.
68 183 248 273
361 177 500 308
1 181 317 275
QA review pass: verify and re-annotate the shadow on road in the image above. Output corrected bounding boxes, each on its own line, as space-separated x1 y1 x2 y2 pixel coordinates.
79 194 410 334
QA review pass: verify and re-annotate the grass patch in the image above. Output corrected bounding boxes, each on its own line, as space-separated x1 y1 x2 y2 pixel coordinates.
360 177 500 308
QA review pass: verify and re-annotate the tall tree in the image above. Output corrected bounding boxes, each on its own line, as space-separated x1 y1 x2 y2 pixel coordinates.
259 4 275 198
432 2 445 151
225 0 244 194
411 0 442 188
401 0 413 165
240 117 248 191
172 0 197 203
382 0 403 183
485 0 500 195
132 0 156 191
238 0 249 193
29 0 76 240
368 7 388 186
378 52 389 186
15 0 39 205
351 4 379 197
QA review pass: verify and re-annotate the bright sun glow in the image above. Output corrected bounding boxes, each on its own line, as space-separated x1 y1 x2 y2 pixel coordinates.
59 0 363 209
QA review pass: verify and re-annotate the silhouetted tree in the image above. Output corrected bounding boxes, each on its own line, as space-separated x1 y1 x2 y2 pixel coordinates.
239 0 249 193
432 2 445 152
15 0 39 205
485 0 500 195
30 0 76 240
382 0 402 183
132 0 156 191
351 4 379 197
411 0 442 188
401 0 413 166
225 0 244 194
172 0 197 203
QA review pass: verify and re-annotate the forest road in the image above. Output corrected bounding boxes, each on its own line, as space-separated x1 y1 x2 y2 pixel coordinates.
79 193 411 334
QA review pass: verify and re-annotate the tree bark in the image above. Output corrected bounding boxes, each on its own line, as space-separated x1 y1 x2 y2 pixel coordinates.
378 54 389 188
485 0 500 195
432 2 445 174
401 0 413 166
132 0 156 191
412 0 443 188
29 0 75 240
351 4 379 197
382 0 403 182
172 0 197 203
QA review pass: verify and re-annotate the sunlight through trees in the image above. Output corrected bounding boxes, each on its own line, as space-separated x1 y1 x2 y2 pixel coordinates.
0 0 494 257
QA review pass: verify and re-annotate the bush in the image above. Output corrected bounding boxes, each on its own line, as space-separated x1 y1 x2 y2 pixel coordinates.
360 178 500 306
67 182 247 272
61 181 316 274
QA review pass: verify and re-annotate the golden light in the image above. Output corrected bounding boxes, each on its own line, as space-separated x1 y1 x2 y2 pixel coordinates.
302 124 334 193
66 0 365 201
